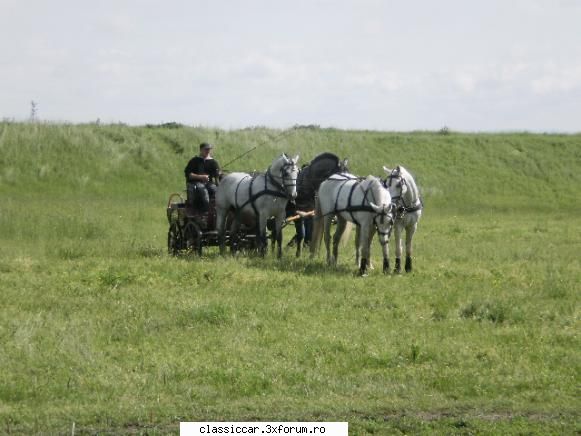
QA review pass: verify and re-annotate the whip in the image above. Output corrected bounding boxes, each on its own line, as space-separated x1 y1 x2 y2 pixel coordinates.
221 127 299 171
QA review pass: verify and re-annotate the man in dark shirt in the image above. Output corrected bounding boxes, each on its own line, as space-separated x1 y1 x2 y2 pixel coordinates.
184 142 221 211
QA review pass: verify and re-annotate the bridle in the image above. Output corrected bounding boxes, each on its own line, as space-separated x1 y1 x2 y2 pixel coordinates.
267 160 298 198
383 170 422 219
368 183 394 243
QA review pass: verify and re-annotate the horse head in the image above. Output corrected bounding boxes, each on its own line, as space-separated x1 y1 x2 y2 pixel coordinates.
271 153 300 200
383 165 408 200
383 165 422 214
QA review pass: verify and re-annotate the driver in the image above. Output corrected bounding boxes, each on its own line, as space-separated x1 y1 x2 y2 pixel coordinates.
184 142 221 212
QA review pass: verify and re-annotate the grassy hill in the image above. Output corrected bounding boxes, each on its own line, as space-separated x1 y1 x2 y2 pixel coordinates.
2 121 579 206
0 121 579 434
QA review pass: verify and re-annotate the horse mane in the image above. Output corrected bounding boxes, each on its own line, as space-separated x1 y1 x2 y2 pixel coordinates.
295 153 347 210
364 176 390 207
270 153 287 171
310 152 339 166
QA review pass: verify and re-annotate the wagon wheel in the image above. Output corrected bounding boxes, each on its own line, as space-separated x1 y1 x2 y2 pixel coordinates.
167 222 183 256
183 221 203 256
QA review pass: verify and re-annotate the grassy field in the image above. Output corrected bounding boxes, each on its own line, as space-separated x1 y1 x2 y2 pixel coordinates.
0 121 580 434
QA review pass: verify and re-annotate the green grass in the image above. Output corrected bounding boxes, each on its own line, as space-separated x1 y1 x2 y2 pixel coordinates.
0 121 580 434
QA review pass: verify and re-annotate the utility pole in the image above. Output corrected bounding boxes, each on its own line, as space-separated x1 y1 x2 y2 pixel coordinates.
30 100 38 122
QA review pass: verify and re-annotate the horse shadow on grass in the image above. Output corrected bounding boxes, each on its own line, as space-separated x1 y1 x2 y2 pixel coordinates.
163 243 394 278
243 254 364 277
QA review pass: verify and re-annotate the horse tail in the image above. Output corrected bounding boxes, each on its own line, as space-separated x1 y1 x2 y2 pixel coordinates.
339 221 353 247
310 196 324 257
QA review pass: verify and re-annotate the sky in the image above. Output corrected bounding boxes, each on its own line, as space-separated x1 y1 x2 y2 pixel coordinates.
1 0 580 132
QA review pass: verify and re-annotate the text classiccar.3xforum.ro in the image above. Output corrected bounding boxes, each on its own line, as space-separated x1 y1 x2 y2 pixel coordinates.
197 423 328 434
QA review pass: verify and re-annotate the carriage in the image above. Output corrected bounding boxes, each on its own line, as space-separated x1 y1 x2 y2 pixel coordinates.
166 193 260 256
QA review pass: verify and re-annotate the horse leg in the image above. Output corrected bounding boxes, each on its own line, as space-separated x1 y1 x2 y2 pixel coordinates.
405 255 412 272
366 226 376 270
393 221 403 274
355 225 374 269
269 224 276 254
309 199 324 258
324 216 334 266
332 216 347 267
354 225 361 267
257 214 268 257
229 218 240 256
380 231 390 275
405 221 418 272
275 216 284 259
358 222 371 276
295 218 304 258
216 209 226 256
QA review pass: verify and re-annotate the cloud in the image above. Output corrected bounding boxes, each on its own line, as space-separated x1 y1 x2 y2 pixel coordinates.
95 14 137 35
531 64 581 95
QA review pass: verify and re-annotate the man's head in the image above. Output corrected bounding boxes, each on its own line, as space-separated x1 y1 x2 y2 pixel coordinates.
199 142 213 156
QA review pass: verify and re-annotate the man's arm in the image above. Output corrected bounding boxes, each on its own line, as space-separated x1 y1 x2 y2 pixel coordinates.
210 160 221 183
186 158 210 183
189 172 210 183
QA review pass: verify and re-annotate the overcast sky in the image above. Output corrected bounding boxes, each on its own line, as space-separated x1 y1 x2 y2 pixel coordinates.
1 0 580 132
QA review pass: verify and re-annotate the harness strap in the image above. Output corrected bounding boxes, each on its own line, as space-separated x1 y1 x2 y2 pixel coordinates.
250 175 260 218
332 205 375 215
394 200 422 219
329 178 384 223
234 173 289 218
347 182 360 226
333 179 351 215
266 169 284 192
404 203 422 213
234 175 250 209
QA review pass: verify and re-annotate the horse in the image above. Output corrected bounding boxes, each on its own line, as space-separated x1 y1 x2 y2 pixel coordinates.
382 165 422 273
310 173 394 276
215 153 299 258
288 152 348 257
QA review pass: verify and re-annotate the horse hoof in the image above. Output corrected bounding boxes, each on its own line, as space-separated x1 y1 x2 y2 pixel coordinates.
405 257 412 272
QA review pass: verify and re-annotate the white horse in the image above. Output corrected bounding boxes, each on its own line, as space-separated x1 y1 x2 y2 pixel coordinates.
215 153 299 257
310 173 394 276
382 165 422 273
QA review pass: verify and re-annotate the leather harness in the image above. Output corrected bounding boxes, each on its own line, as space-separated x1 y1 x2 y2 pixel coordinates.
234 163 297 219
384 170 423 219
326 175 393 241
